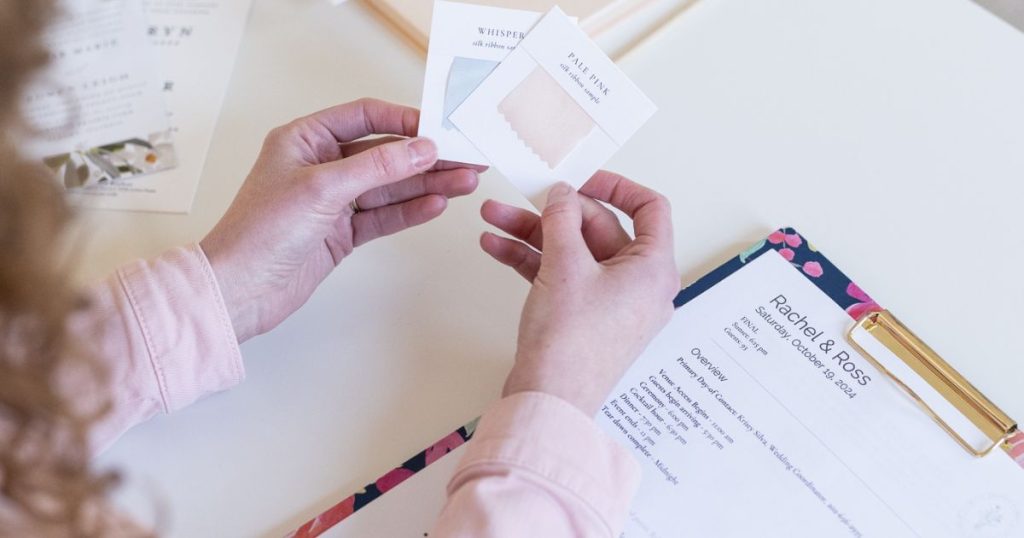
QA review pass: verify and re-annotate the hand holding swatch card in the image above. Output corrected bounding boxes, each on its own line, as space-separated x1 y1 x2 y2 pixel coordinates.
421 2 656 206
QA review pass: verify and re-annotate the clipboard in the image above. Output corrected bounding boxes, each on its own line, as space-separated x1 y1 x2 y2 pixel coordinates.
673 228 1020 460
847 311 1016 456
287 227 1024 538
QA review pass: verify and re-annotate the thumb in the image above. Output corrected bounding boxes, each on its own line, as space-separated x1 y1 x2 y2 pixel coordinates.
539 182 589 266
311 137 438 206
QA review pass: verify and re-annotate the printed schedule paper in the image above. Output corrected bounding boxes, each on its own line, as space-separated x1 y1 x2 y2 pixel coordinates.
603 249 1023 537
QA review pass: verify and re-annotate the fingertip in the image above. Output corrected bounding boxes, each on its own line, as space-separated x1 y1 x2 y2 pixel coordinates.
396 194 447 234
454 168 480 195
479 231 501 256
477 195 493 213
480 198 500 221
477 234 541 281
544 182 576 208
539 183 588 259
551 181 573 194
480 198 521 229
408 137 439 170
542 183 581 216
424 193 448 214
420 168 478 199
407 193 448 226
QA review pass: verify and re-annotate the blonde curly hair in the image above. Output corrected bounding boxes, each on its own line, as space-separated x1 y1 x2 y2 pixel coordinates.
0 1 121 535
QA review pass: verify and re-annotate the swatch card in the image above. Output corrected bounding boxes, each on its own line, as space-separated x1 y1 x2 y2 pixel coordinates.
451 6 656 206
419 1 548 165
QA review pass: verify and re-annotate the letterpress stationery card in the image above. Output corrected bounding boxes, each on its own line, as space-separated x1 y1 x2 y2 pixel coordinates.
419 1 547 165
23 0 177 202
21 0 252 213
451 6 656 206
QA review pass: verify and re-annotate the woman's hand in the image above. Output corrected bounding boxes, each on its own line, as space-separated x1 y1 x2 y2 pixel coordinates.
480 172 679 415
201 99 482 342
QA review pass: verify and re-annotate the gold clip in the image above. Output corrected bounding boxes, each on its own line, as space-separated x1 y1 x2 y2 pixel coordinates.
846 310 1017 457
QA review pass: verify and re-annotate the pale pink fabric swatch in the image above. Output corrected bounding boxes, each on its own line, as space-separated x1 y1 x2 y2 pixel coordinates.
498 67 595 169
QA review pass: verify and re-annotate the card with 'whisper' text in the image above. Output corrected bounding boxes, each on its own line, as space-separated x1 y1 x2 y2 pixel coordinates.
419 1 550 166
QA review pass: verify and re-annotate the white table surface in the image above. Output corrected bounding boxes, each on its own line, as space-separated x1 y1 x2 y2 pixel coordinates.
90 0 1024 536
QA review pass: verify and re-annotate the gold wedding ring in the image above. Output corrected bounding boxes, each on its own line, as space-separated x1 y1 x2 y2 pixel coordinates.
349 198 362 214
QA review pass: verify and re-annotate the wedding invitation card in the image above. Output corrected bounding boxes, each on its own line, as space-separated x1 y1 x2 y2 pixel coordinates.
23 0 177 194
127 0 254 213
451 6 656 206
22 0 253 213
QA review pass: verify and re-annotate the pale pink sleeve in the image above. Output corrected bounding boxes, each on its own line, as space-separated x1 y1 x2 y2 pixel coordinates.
432 392 641 537
84 244 244 453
